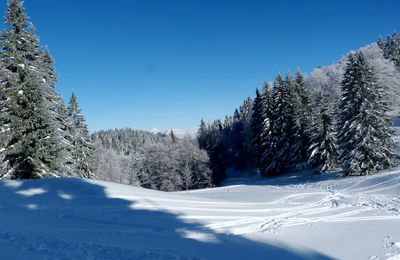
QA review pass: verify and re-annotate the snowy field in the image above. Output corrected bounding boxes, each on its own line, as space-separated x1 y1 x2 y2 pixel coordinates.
0 170 399 259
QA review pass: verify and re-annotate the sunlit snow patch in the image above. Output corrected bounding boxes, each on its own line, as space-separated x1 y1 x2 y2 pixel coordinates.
57 191 73 200
176 228 220 243
16 188 47 197
25 204 38 210
2 180 22 189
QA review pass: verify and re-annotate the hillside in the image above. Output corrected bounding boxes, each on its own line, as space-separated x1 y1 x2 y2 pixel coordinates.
0 170 399 259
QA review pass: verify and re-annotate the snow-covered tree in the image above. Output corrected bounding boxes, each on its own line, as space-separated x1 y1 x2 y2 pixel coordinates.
251 88 265 169
67 92 95 178
285 72 302 169
0 0 64 179
169 130 177 144
308 92 338 172
378 34 400 71
338 52 397 176
294 70 313 167
262 73 291 176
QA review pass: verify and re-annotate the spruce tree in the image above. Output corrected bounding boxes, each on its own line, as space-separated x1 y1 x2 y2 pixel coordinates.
39 47 75 175
259 82 272 173
0 0 63 178
294 70 313 166
285 72 302 169
67 92 95 178
262 73 291 176
379 34 400 71
170 130 177 144
308 93 338 172
197 119 207 150
251 88 265 169
338 52 397 176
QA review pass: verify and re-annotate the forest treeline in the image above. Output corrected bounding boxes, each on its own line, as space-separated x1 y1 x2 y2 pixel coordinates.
198 36 400 184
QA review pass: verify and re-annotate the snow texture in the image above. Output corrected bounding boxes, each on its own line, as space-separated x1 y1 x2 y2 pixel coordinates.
0 169 399 259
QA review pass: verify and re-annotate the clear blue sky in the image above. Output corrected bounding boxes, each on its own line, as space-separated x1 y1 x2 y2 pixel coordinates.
0 0 399 133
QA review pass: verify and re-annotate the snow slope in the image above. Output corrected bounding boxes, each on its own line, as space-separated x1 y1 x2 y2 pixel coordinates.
0 170 399 259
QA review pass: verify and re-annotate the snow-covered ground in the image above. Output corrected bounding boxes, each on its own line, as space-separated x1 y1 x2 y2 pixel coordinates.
0 170 399 259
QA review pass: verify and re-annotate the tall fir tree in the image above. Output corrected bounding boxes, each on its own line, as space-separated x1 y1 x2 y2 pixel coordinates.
259 82 272 173
338 52 397 176
285 72 302 169
262 73 291 176
0 0 64 178
170 130 177 144
197 119 207 150
378 34 400 71
67 92 95 178
294 70 313 167
308 93 338 172
251 88 265 169
39 47 76 175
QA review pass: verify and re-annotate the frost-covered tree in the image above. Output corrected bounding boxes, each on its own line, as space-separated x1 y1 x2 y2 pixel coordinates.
0 0 64 179
338 52 397 176
93 128 212 191
182 163 193 192
308 93 338 172
262 73 291 176
285 72 302 169
251 88 265 168
67 92 95 178
378 34 400 71
38 47 75 175
169 130 177 144
294 71 313 166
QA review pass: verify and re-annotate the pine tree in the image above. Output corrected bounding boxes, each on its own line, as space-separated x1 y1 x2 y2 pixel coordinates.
251 88 265 169
67 92 95 178
197 119 207 150
338 52 397 176
262 73 291 176
259 82 272 173
0 0 63 178
170 130 177 144
39 47 75 175
378 34 400 71
308 93 338 172
285 72 302 169
294 70 313 166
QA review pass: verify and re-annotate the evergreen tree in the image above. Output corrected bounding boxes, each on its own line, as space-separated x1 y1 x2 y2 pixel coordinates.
338 52 397 176
285 72 302 169
262 73 291 176
39 47 74 175
197 119 207 150
67 92 95 178
251 88 265 168
170 130 177 144
308 93 338 172
294 70 313 166
378 34 400 71
259 82 272 173
0 0 63 178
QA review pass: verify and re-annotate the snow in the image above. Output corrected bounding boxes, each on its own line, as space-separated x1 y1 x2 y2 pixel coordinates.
0 171 399 259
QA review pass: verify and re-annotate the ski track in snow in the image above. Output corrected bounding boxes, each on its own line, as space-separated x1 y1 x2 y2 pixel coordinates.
0 170 399 259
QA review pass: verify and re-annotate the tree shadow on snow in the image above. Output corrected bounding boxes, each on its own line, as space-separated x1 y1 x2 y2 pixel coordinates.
0 178 332 260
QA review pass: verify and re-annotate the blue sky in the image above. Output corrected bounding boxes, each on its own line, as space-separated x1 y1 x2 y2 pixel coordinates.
0 0 399 133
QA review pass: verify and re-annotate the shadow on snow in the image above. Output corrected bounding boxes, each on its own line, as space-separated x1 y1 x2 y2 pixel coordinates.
0 178 332 259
